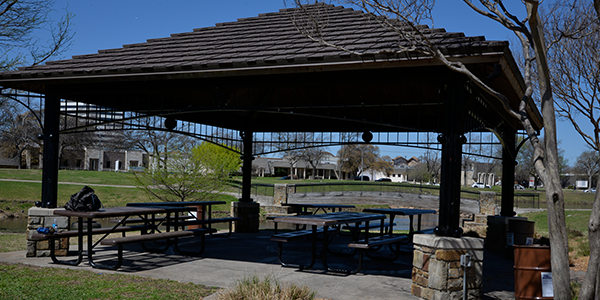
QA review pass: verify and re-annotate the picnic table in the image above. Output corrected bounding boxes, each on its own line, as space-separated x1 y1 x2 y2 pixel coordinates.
271 211 386 274
42 206 214 270
126 201 240 236
362 208 437 239
283 203 355 215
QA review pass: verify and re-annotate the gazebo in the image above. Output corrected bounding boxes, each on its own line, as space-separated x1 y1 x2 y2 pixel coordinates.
0 4 542 236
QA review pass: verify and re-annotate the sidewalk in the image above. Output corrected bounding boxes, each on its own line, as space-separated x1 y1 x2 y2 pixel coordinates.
0 230 516 300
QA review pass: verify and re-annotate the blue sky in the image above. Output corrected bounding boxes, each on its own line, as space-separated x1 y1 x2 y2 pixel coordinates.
48 0 589 165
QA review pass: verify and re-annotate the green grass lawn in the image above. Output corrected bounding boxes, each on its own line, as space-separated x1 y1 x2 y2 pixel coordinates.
521 210 591 236
0 262 218 300
521 210 591 259
0 169 239 220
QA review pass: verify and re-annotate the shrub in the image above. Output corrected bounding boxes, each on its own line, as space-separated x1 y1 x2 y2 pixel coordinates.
216 275 315 300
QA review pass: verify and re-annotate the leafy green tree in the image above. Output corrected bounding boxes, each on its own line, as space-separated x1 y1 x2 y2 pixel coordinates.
192 142 241 177
134 141 240 202
337 144 390 179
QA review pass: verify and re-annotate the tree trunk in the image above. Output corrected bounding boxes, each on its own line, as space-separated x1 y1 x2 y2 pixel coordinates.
595 0 600 19
579 181 600 299
528 5 572 299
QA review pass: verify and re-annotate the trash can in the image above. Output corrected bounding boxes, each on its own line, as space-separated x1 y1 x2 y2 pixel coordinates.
188 205 204 229
514 245 553 300
507 219 535 258
508 219 535 245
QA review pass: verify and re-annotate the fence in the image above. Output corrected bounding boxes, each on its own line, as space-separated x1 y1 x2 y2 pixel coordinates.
227 180 597 210
292 182 441 197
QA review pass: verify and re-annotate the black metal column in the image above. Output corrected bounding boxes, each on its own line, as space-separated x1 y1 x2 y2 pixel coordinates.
41 95 60 208
240 131 254 203
435 132 465 237
500 128 516 216
434 83 466 237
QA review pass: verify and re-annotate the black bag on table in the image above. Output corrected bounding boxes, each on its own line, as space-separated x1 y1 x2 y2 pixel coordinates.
64 186 103 212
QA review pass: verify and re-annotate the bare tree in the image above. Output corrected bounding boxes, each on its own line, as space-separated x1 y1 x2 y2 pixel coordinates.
545 1 600 297
124 122 194 170
575 150 600 192
0 103 35 168
288 0 573 296
303 147 327 179
57 117 97 167
461 154 475 187
273 132 308 179
133 142 234 202
418 149 441 183
0 0 73 71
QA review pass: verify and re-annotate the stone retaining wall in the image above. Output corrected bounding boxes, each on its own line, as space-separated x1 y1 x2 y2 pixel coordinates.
26 207 69 257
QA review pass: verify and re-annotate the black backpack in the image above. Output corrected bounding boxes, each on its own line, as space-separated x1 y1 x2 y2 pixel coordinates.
64 186 103 212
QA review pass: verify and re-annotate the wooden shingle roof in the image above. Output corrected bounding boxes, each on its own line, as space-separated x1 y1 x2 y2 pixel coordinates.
0 3 542 133
0 4 508 82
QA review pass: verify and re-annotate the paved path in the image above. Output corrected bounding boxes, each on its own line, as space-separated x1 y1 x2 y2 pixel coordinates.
0 230 516 300
0 178 137 188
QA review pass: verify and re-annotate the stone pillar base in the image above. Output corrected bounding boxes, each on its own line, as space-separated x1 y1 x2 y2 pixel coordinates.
412 234 484 300
27 207 70 257
231 201 259 233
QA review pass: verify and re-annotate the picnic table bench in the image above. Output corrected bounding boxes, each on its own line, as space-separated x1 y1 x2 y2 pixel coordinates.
271 211 386 274
348 234 409 263
31 224 153 266
270 227 337 243
268 203 356 233
164 217 242 236
100 227 217 268
47 206 208 270
341 221 395 235
127 201 240 236
111 215 196 225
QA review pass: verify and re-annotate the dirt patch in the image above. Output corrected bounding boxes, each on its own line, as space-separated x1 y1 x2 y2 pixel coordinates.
570 256 589 272
0 209 27 219
0 200 34 219
0 210 24 219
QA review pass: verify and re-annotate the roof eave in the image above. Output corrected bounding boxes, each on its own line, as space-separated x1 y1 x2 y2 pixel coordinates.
0 51 507 89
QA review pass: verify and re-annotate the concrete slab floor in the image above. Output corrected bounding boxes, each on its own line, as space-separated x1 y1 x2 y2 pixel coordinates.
1 230 516 300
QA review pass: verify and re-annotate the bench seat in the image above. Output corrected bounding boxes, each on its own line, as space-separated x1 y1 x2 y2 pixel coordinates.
348 234 409 270
97 228 217 269
31 224 153 240
266 214 302 233
166 217 242 236
342 222 395 234
347 234 409 249
100 230 192 246
110 215 195 225
270 227 337 243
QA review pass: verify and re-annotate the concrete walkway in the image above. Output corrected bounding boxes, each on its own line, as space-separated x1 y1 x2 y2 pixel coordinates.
0 230 516 299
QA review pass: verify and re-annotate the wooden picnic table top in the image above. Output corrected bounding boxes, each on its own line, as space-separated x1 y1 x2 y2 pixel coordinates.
127 201 226 207
362 208 437 216
54 206 195 218
283 203 355 209
273 211 385 227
